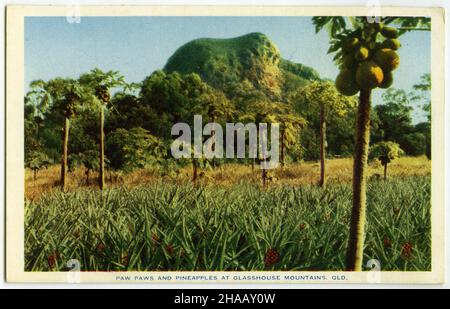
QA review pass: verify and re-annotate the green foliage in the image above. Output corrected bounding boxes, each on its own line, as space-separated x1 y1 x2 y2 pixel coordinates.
370 141 404 165
371 87 430 157
79 68 126 105
293 81 356 117
106 127 166 173
413 73 431 122
25 176 431 271
291 81 357 160
25 150 52 176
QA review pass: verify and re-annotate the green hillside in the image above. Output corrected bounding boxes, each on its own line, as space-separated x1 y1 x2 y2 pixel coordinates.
164 32 319 98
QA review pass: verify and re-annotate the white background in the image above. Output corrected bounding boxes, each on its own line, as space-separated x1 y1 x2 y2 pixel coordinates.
0 0 448 289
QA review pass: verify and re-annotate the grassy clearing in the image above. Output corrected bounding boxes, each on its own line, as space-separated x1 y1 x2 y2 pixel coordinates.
25 175 430 272
25 156 430 200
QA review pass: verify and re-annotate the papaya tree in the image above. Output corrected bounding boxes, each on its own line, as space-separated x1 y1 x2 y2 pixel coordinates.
293 81 355 186
28 78 83 190
370 141 404 180
79 68 126 190
313 16 430 271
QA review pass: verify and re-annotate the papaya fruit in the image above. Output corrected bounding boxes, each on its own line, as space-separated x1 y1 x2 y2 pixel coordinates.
380 38 401 50
379 70 393 89
355 60 384 89
381 26 399 38
370 22 384 32
342 54 356 68
355 46 369 61
373 48 400 72
335 69 359 96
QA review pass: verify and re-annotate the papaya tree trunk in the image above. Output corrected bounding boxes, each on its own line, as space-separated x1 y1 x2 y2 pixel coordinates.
319 106 326 187
60 116 70 191
99 106 105 190
384 163 388 180
346 89 372 271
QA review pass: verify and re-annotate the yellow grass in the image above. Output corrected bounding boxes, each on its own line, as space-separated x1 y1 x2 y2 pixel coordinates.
25 156 431 200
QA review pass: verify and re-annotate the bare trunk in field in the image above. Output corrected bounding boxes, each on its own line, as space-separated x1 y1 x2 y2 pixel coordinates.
384 163 388 180
192 159 198 184
319 106 326 187
259 125 268 188
211 116 216 168
346 89 372 271
280 129 285 168
86 169 90 185
60 117 70 191
99 107 105 190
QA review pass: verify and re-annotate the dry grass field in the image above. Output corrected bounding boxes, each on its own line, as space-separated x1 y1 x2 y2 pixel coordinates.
25 156 430 200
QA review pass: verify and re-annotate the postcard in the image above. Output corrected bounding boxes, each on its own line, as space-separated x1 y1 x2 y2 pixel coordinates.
5 5 445 284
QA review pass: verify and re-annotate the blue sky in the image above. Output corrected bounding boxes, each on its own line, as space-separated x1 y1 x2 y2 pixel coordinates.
25 16 430 122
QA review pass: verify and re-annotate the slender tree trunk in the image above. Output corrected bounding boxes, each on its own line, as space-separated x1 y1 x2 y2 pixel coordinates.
252 158 255 171
259 125 268 188
86 169 90 185
383 163 387 180
346 89 372 271
280 129 285 168
33 169 37 181
99 106 105 190
262 169 267 188
319 106 326 187
192 159 198 183
211 116 216 168
60 116 70 191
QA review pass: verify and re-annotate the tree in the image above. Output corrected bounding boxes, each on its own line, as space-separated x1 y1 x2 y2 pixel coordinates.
198 87 236 168
79 68 126 190
28 78 83 190
313 16 429 271
106 127 165 174
25 150 51 180
370 141 404 179
276 105 307 168
141 71 232 182
413 73 431 159
293 81 355 186
241 99 283 187
374 88 414 142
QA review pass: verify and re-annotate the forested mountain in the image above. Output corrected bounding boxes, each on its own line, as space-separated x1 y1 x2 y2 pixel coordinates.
164 32 320 100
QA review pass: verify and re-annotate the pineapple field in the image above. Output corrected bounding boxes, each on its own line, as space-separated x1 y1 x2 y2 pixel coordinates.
25 163 431 272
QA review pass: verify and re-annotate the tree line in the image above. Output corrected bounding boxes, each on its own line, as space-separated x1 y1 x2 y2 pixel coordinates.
25 68 430 189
